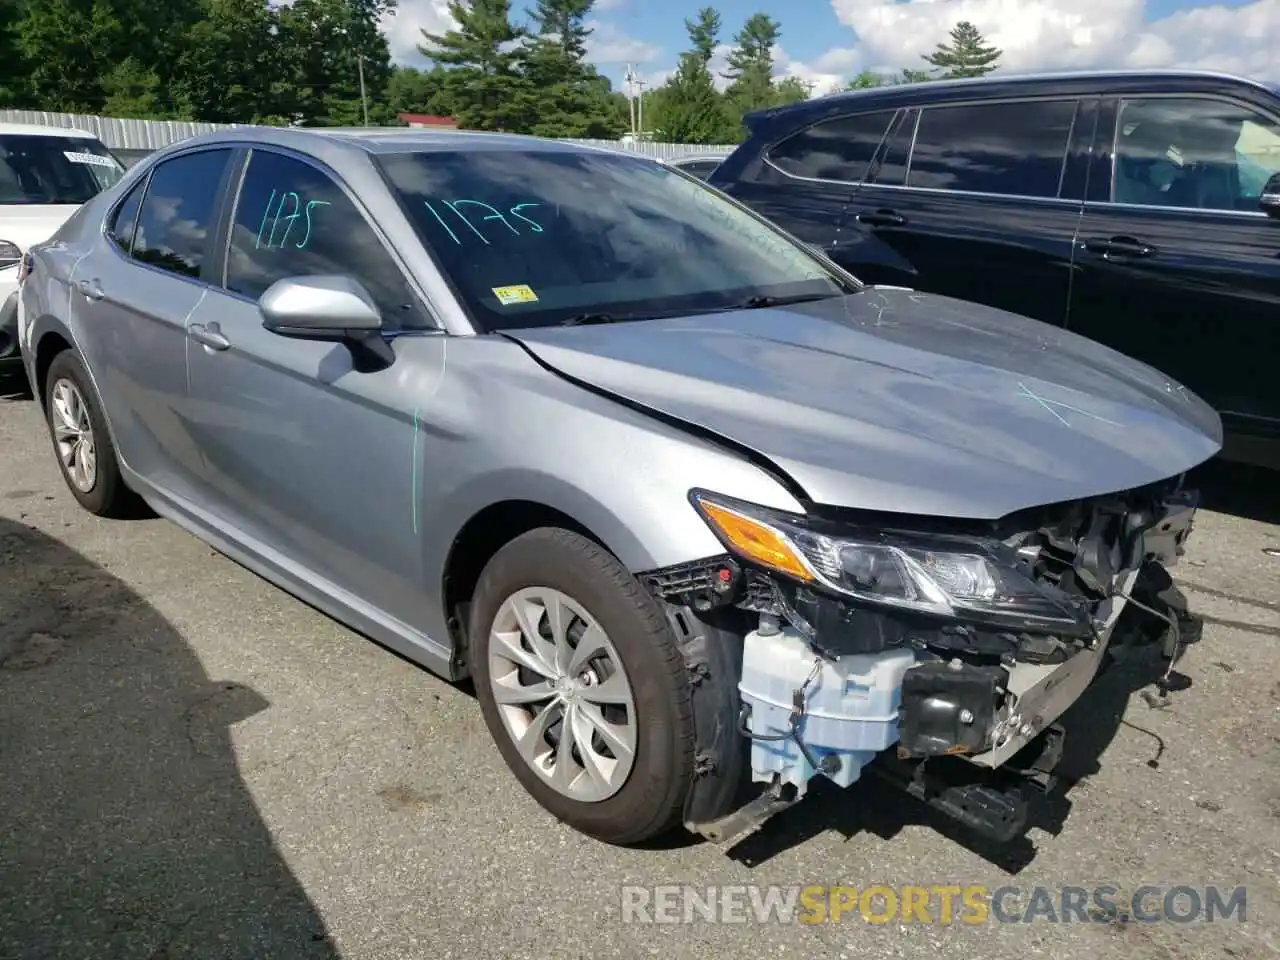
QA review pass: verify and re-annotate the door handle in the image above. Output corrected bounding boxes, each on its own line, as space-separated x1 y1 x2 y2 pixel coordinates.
856 209 908 227
77 278 104 300
188 322 230 351
1081 236 1156 259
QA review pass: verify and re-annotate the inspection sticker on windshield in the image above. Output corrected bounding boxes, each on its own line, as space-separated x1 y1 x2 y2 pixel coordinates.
63 151 117 168
492 284 538 305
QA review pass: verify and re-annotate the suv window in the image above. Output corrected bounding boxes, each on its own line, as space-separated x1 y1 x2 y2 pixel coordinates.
907 99 1078 197
0 134 124 205
767 110 897 182
131 149 232 279
225 149 426 329
107 176 147 255
1112 97 1280 212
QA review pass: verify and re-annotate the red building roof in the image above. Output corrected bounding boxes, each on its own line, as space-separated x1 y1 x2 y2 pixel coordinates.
398 114 458 127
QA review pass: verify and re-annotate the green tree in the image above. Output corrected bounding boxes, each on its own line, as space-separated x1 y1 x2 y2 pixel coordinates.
100 57 163 118
521 0 620 137
650 7 735 145
172 0 292 124
772 76 809 105
419 0 532 131
922 20 1001 78
0 0 28 106
722 12 780 116
17 0 201 113
278 0 398 126
845 69 885 90
385 64 456 118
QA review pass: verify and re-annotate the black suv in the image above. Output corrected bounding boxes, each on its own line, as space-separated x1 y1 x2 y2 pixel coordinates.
708 70 1280 468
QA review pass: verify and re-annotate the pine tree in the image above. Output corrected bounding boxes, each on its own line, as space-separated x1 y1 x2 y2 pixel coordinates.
650 7 735 145
722 12 780 116
418 0 532 132
921 21 1001 79
522 0 620 137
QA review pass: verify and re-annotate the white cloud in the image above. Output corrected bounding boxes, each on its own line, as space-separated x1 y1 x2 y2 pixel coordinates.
772 44 850 96
585 19 661 64
826 0 1280 81
593 0 627 10
381 0 456 65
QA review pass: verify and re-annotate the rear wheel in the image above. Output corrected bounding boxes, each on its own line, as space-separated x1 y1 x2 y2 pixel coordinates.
43 351 138 517
470 527 696 845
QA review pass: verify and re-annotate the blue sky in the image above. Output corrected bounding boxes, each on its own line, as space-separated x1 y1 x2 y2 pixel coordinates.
385 0 1277 96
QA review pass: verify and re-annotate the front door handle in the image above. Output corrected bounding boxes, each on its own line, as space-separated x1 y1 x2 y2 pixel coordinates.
188 321 230 351
856 209 908 227
77 278 104 301
1081 236 1156 260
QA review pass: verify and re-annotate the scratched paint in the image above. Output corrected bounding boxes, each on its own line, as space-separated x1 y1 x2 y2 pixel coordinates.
1016 381 1121 427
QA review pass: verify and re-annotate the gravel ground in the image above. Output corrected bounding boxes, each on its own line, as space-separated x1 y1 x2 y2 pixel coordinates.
1 377 1278 960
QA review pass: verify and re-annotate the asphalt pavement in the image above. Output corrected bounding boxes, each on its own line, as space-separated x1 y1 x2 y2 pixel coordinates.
1 378 1278 960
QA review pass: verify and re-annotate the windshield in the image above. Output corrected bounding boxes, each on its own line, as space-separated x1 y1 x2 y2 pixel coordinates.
376 148 852 332
0 135 125 205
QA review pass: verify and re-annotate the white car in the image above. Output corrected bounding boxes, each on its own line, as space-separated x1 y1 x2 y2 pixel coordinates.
1 123 125 380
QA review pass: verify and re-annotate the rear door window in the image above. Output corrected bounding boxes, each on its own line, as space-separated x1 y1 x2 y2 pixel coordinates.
907 99 1079 198
767 110 898 182
0 134 125 205
131 149 233 280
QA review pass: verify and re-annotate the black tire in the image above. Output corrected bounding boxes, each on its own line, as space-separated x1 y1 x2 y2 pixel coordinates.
42 350 139 518
469 527 696 846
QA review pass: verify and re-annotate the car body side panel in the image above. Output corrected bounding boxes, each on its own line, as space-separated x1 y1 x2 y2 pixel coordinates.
174 314 804 663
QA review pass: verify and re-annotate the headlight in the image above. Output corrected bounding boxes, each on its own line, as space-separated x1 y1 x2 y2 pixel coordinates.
0 240 20 271
690 490 1091 636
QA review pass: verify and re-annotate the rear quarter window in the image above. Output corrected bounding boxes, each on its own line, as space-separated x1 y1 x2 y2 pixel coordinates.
766 110 898 182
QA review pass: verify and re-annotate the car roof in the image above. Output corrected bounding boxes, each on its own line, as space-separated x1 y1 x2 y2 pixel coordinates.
0 122 97 138
171 124 628 158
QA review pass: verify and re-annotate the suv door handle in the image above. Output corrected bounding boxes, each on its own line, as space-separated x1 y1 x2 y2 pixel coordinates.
1081 236 1156 259
77 278 104 300
856 209 908 227
188 321 230 351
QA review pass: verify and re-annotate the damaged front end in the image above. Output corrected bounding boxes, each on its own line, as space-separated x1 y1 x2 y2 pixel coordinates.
640 479 1200 847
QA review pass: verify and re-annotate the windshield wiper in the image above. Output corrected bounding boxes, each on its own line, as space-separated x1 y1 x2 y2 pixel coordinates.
731 292 842 310
557 311 654 326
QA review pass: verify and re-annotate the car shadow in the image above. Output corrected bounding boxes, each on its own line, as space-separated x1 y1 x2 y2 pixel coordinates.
722 595 1200 874
1189 455 1280 526
0 516 339 958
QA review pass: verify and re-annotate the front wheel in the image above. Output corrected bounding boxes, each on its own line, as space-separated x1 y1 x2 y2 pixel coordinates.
470 527 697 845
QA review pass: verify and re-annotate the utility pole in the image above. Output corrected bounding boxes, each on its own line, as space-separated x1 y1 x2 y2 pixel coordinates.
357 54 369 126
635 77 647 139
624 64 636 136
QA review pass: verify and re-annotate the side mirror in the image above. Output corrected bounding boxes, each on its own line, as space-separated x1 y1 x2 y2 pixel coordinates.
259 275 394 370
1261 173 1280 218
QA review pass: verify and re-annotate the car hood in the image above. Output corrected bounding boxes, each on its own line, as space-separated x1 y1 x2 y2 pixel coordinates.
0 204 81 251
504 288 1223 520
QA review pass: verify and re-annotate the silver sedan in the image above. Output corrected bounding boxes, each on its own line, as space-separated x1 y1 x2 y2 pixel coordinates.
18 126 1221 849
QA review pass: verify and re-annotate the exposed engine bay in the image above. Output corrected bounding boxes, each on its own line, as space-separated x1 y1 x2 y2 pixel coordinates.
640 475 1200 846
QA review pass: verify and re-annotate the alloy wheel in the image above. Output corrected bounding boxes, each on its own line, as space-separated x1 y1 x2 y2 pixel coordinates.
50 379 97 493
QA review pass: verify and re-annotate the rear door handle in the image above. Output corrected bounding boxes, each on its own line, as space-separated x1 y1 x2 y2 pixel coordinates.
856 209 908 228
188 321 230 351
1081 236 1156 259
77 278 104 300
